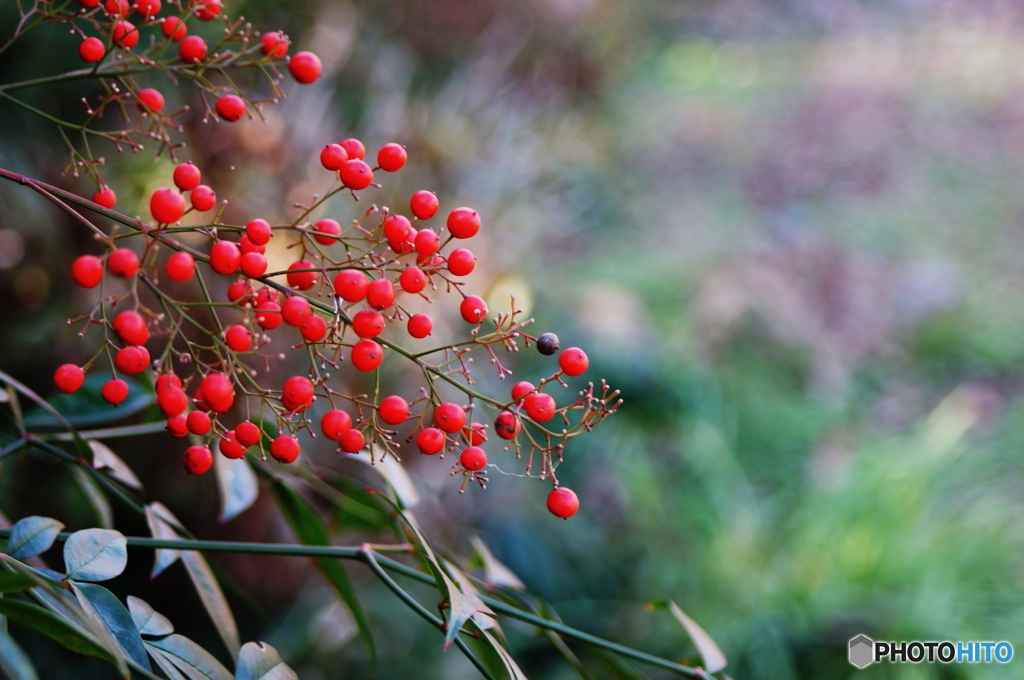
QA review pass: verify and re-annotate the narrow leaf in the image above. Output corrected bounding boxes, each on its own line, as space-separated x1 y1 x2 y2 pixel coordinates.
145 503 181 578
0 573 36 593
0 598 112 661
236 641 297 680
71 582 152 671
89 440 143 489
443 560 497 639
71 466 113 529
128 595 174 637
270 481 376 668
469 536 525 590
180 549 240 661
149 647 190 680
63 528 127 581
666 601 727 673
6 516 64 559
214 453 259 523
0 629 38 680
346 448 421 508
146 634 234 680
481 629 529 680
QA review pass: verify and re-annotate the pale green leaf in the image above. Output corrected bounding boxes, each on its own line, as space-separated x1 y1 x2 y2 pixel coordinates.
236 641 297 680
6 516 64 559
63 529 127 581
127 595 174 637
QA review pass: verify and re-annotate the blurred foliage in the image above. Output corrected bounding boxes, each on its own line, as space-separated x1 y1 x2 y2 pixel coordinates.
4 0 1024 678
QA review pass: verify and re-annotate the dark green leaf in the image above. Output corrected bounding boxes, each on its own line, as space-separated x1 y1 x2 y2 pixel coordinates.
0 629 38 680
145 634 233 680
0 573 37 593
270 481 376 669
71 583 151 671
180 549 240 661
127 596 174 637
236 641 297 680
481 629 529 680
25 374 153 429
6 516 64 559
63 528 127 581
0 598 112 661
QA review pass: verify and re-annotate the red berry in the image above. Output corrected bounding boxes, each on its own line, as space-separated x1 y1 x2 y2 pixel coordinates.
235 421 261 447
186 410 211 435
447 207 481 239
157 386 188 417
558 347 589 377
524 393 556 422
547 487 579 518
255 301 282 330
179 35 207 63
460 446 487 471
193 385 209 412
167 415 188 437
414 229 440 257
397 267 426 294
351 340 384 372
166 251 195 282
238 235 263 256
150 187 186 224
134 0 160 18
191 185 216 211
320 144 348 171
172 162 201 192
378 395 409 425
494 412 520 440
54 364 85 394
183 445 213 474
313 218 341 245
282 296 311 326
194 0 222 20
112 310 149 345
300 315 327 342
416 427 446 455
447 248 475 276
225 324 252 352
321 409 352 440
333 269 369 302
101 378 129 405
270 435 300 463
107 248 139 278
511 381 535 402
79 37 105 63
283 375 314 407
377 143 407 172
215 94 245 122
389 238 414 255
288 51 322 84
200 373 234 412
260 31 289 58
463 422 487 446
209 240 240 275
246 218 272 245
339 428 364 453
71 255 103 288
104 0 130 16
382 215 412 243
112 21 139 48
366 278 395 310
286 260 318 290
219 430 246 459
460 295 488 324
434 402 466 434
410 190 438 220
340 159 373 190
155 373 182 394
162 16 187 41
228 279 254 304
92 187 116 209
339 138 365 160
115 345 150 375
407 313 432 338
137 88 164 113
240 252 268 278
351 309 384 339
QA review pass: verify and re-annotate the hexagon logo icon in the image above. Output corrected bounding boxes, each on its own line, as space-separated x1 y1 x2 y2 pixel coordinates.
849 634 874 669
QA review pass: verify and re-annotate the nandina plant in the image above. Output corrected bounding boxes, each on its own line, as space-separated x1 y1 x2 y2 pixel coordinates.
0 1 727 678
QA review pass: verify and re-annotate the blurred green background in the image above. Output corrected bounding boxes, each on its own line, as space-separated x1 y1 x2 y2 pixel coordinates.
4 0 1024 678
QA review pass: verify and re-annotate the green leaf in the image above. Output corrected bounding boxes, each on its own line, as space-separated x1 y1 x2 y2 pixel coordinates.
88 441 142 489
661 601 727 674
25 373 153 429
71 582 152 672
6 516 64 559
146 634 234 680
145 503 181 578
270 481 376 669
180 549 240 661
127 596 174 637
0 598 112 662
0 572 37 593
71 466 113 529
149 649 190 680
0 629 38 680
235 641 297 680
214 453 258 523
481 629 529 680
63 528 127 581
442 560 497 648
